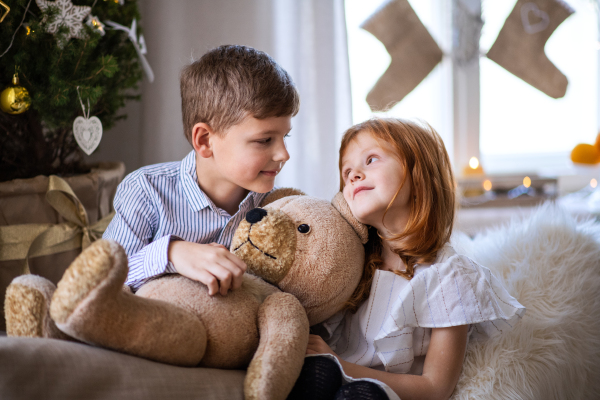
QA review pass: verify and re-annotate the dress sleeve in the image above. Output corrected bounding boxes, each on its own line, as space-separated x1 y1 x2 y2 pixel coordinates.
373 254 525 373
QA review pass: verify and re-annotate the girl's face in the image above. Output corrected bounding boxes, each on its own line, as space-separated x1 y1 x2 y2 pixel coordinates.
340 131 412 234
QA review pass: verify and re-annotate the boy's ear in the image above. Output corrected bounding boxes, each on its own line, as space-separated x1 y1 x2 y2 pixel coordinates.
191 122 214 158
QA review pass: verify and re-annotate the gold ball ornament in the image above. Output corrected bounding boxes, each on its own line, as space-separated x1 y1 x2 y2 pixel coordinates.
0 73 31 115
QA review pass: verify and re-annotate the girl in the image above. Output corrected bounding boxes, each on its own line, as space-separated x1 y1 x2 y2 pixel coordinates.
288 118 525 400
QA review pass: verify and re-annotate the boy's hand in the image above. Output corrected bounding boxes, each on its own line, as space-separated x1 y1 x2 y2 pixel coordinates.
168 241 247 296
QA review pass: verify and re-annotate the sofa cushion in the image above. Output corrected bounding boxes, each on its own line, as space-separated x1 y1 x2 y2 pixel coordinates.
0 336 245 400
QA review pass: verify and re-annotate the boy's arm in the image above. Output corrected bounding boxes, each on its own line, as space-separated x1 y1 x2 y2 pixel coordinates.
103 177 247 295
102 179 175 291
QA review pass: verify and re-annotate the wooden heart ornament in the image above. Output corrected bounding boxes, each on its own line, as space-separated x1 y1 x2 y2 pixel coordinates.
73 116 102 155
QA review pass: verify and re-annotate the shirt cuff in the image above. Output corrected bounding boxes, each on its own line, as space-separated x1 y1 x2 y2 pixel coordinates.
165 261 177 273
142 235 182 278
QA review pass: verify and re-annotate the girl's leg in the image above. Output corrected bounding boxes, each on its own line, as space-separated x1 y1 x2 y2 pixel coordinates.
287 355 343 400
334 381 389 400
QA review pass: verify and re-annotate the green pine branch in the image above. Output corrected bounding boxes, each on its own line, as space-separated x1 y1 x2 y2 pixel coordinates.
0 0 143 181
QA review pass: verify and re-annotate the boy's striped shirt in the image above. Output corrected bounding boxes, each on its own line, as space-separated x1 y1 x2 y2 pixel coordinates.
103 150 270 291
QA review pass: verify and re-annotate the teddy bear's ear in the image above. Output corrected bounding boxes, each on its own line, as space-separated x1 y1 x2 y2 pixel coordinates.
260 188 306 207
331 192 369 244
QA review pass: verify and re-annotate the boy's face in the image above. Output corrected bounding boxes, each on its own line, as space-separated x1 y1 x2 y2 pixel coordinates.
210 115 292 193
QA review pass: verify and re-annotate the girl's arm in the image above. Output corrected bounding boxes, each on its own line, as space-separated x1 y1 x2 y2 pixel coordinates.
307 324 469 400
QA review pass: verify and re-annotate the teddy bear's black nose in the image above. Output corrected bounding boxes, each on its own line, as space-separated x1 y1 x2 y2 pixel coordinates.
246 208 268 224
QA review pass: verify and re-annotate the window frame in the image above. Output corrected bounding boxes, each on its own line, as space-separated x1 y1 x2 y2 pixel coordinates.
450 0 600 176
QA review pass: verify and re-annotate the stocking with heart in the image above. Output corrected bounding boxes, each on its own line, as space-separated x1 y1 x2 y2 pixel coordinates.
73 87 102 155
486 0 575 98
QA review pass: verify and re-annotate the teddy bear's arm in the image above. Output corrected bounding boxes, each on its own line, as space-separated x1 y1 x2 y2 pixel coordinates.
244 292 309 400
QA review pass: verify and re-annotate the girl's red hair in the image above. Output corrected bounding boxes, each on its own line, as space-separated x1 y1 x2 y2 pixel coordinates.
340 118 456 312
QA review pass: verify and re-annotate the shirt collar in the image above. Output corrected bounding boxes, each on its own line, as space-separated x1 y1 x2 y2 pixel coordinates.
179 150 269 216
179 150 211 212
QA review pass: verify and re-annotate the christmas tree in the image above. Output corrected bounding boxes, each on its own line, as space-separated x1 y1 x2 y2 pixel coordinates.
0 0 143 182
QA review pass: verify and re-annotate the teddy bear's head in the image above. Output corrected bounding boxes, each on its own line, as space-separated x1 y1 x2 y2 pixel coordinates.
231 190 368 326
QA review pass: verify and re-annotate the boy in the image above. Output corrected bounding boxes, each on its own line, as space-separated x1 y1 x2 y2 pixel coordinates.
103 45 300 296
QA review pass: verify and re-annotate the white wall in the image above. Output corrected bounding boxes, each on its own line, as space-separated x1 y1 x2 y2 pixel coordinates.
90 0 278 172
90 0 351 200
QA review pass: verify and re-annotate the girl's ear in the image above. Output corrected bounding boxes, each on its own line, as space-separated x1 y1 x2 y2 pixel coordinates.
331 192 369 244
260 188 306 207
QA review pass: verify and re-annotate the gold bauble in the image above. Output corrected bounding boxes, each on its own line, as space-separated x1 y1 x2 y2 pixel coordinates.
0 73 31 115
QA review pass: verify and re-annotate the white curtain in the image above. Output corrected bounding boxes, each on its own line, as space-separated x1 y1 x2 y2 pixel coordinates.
90 0 352 201
271 0 353 200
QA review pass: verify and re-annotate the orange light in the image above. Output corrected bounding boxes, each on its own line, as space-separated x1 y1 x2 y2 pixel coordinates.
483 180 492 191
523 176 531 188
591 179 598 188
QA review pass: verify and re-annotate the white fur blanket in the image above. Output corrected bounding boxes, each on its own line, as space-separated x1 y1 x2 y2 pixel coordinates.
450 203 600 399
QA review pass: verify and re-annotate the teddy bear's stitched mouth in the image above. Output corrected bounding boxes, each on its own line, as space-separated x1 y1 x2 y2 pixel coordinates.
233 225 277 260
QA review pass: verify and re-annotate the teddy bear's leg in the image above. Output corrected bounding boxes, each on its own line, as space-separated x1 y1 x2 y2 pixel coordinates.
245 292 310 400
49 239 208 366
5 275 72 340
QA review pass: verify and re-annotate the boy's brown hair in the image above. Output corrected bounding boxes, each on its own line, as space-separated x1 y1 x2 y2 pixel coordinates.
339 118 456 312
180 45 300 142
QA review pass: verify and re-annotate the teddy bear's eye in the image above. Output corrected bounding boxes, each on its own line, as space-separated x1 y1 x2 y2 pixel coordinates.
298 224 311 234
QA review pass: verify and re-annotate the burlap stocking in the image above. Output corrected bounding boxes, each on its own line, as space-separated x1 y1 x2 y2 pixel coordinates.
362 0 443 112
486 0 574 98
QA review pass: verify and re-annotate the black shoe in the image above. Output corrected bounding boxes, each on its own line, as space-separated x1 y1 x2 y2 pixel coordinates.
334 381 389 400
287 356 343 400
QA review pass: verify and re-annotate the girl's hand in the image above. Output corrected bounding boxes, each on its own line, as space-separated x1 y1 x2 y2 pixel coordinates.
306 334 338 358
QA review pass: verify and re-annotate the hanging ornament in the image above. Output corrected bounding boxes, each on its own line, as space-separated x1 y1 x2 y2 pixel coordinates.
36 0 91 46
360 0 443 111
86 15 105 36
0 71 32 115
486 0 575 98
0 1 10 23
105 19 154 82
73 86 102 155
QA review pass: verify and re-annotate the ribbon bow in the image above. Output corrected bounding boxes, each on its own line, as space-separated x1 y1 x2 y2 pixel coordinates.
0 175 115 275
104 18 154 82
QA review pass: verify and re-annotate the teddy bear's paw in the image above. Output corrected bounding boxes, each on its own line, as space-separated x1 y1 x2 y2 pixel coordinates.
5 275 68 339
50 239 127 325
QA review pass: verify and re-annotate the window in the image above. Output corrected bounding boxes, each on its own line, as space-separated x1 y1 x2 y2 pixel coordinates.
344 0 598 176
480 0 597 174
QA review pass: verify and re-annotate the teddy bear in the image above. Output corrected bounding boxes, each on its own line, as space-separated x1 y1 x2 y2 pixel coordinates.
5 189 368 400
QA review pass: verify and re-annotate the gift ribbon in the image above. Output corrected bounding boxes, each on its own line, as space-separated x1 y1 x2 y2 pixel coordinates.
0 175 115 274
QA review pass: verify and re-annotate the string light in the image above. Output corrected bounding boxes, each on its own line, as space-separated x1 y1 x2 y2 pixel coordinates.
469 157 479 170
483 180 492 191
523 176 531 188
591 179 598 188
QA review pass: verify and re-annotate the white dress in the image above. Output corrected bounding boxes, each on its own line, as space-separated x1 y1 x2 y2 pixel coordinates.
314 244 525 399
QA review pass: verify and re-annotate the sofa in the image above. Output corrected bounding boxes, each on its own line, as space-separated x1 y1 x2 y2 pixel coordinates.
2 202 599 399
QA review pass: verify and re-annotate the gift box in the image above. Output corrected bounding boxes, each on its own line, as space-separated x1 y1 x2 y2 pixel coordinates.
0 162 125 331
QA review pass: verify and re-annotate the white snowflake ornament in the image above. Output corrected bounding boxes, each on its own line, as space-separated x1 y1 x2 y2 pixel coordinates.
36 0 91 46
